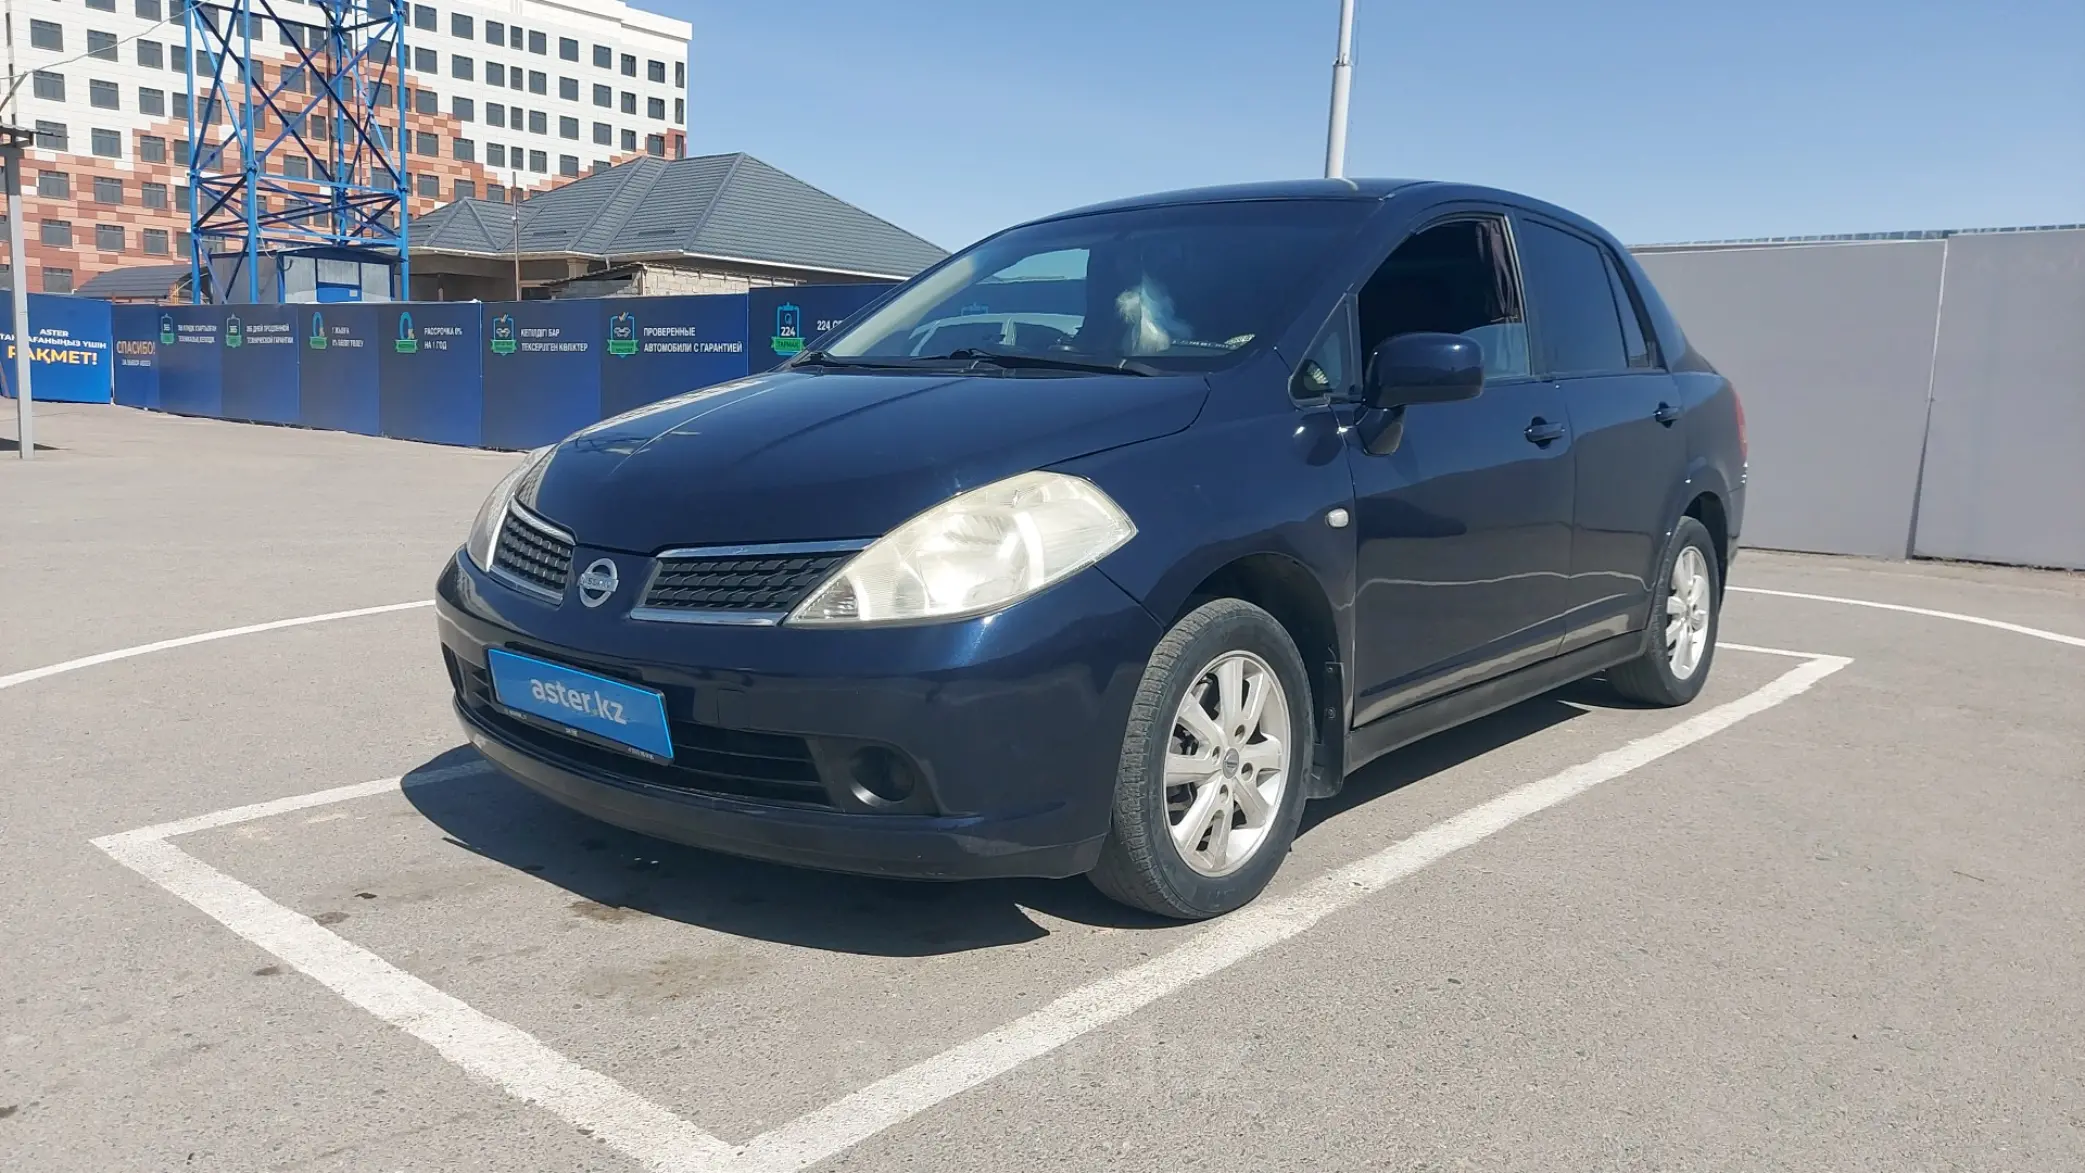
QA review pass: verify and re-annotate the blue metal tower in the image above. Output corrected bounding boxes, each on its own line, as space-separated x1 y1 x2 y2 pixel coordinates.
185 0 409 303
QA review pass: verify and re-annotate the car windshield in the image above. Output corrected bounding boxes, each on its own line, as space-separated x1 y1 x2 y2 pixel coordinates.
817 200 1374 371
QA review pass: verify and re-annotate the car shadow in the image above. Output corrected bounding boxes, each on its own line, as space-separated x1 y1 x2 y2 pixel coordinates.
403 677 1629 958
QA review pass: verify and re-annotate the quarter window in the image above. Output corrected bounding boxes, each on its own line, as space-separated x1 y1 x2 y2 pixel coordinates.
1515 220 1629 376
1291 301 1358 403
1603 254 1658 369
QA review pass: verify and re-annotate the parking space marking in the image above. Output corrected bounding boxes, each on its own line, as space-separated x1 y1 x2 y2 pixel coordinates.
0 600 434 691
1730 586 2085 649
91 646 1848 1173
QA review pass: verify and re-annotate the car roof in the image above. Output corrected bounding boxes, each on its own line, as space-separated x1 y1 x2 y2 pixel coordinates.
1035 178 1434 223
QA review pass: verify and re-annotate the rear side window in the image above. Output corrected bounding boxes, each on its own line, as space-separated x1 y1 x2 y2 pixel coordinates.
1517 220 1629 376
1602 252 1657 368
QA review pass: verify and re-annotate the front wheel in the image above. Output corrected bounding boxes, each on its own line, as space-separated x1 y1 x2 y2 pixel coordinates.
1088 599 1313 920
1607 516 1721 707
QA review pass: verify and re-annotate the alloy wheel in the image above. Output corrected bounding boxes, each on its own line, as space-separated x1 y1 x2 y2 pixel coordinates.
1165 651 1291 877
1665 546 1713 680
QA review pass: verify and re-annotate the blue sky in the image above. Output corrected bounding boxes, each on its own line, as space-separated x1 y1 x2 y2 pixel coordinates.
669 0 2084 251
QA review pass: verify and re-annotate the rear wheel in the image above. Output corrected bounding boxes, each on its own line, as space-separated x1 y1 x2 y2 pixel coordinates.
1088 599 1313 920
1608 516 1721 706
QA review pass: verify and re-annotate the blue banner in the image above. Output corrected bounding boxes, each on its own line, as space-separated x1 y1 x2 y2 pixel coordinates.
481 299 601 449
111 305 161 409
0 294 115 403
218 305 302 424
378 303 484 446
299 304 381 434
597 294 750 419
746 284 895 372
157 306 225 417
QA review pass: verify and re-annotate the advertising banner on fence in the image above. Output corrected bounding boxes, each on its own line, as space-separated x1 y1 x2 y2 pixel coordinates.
745 283 895 372
300 304 381 434
157 306 225 417
0 294 115 403
111 305 161 409
481 300 600 449
218 305 302 425
378 303 484 447
597 294 750 418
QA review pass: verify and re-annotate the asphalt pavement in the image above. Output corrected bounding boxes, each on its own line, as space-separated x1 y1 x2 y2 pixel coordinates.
3 403 2080 1172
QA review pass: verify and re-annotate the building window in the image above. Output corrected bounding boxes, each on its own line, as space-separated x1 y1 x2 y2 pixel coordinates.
96 224 125 251
528 70 546 95
485 20 503 44
647 96 665 120
592 84 611 108
41 221 72 247
592 121 611 145
528 149 546 173
415 130 439 156
620 91 636 115
451 12 472 38
528 29 546 55
172 93 190 119
415 47 437 73
88 31 119 61
484 182 504 202
175 138 191 162
644 133 666 157
486 102 506 127
36 172 69 198
370 82 393 106
452 137 475 162
558 154 579 177
142 182 170 208
592 158 610 173
451 55 473 81
486 61 505 87
32 72 65 102
417 172 440 197
453 96 474 121
486 142 505 167
92 128 122 157
139 87 167 116
414 4 436 32
558 36 578 62
593 44 612 69
281 157 307 179
94 176 124 204
454 179 476 200
558 115 577 139
43 269 74 294
29 21 61 51
528 109 546 134
675 60 685 88
647 59 666 84
559 76 578 101
176 230 191 255
620 128 635 151
416 87 439 115
34 122 68 150
140 135 167 162
281 66 307 94
88 0 116 10
510 25 522 49
136 0 162 17
90 80 121 110
144 228 170 255
673 97 683 125
620 53 636 77
509 68 523 92
137 39 164 69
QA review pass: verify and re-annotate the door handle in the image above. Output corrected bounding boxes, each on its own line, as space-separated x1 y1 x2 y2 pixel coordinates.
1524 417 1566 446
1654 402 1682 426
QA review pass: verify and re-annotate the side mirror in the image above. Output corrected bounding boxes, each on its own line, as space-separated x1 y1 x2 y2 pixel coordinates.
1362 332 1486 411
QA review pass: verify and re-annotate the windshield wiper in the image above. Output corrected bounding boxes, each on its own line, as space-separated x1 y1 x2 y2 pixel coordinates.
787 350 921 371
935 348 1160 377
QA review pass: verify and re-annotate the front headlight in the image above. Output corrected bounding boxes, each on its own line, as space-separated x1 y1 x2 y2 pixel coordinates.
787 471 1136 626
465 446 555 572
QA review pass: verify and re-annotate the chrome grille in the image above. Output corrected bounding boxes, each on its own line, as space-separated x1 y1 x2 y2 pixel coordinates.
492 509 572 596
641 551 851 614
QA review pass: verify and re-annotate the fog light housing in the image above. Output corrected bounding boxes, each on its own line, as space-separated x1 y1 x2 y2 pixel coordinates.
847 746 919 807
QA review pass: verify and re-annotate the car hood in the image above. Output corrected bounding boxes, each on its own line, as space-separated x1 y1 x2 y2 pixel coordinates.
529 367 1209 552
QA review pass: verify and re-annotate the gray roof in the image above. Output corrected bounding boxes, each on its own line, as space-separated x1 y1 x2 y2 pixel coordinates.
409 153 948 278
1633 223 2085 250
75 264 192 298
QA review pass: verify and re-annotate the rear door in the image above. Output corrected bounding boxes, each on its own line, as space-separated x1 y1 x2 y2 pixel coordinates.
1513 216 1687 652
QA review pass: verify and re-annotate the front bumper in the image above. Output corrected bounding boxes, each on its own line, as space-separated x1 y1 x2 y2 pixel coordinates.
436 550 1160 880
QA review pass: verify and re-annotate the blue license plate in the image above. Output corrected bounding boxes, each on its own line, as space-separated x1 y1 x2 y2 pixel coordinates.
485 648 674 762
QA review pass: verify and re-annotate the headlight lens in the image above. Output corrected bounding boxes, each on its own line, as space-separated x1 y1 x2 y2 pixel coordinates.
787 471 1135 626
465 446 555 572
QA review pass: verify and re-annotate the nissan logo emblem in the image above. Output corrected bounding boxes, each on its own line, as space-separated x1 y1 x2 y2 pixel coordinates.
577 558 619 608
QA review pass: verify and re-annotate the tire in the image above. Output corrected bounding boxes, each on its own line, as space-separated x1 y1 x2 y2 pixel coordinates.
1607 516 1721 707
1088 599 1314 920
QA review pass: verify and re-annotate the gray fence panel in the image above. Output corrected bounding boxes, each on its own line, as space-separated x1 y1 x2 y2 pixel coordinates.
1911 230 2085 570
1633 241 1945 558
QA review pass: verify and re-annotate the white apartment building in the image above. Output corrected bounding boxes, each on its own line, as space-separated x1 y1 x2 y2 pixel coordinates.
1 0 693 293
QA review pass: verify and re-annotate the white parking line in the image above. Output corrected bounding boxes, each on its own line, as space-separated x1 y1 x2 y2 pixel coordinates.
0 600 434 691
92 646 1849 1173
1729 586 2084 649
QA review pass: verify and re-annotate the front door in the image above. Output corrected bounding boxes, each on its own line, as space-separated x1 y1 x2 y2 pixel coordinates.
1343 215 1575 727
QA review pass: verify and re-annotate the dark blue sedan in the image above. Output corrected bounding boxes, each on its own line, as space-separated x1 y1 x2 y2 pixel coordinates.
436 179 1747 919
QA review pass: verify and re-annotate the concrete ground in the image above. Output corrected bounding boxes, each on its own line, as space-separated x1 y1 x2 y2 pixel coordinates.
3 403 2080 1172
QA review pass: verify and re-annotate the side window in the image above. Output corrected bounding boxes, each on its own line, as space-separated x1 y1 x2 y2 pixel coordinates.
1290 300 1356 403
1602 251 1657 368
1356 217 1529 381
1516 220 1629 376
